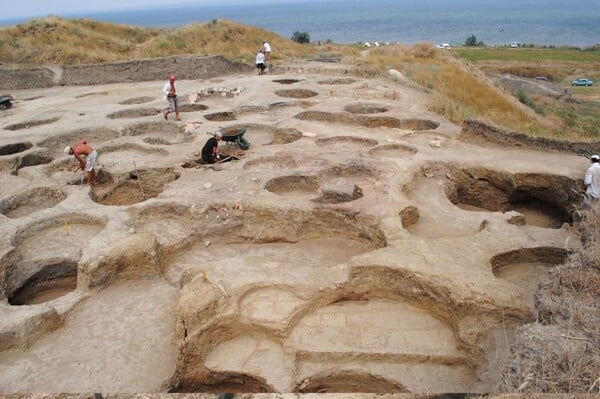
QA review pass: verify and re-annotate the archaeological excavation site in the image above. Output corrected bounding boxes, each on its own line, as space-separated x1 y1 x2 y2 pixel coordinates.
0 56 591 394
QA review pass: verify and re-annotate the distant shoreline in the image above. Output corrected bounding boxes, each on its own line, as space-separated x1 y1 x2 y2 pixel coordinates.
1 0 598 47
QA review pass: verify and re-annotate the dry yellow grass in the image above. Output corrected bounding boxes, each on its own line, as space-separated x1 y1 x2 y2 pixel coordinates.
0 17 315 66
365 44 550 135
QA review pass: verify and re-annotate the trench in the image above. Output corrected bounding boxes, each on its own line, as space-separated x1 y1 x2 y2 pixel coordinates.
4 117 60 131
107 108 161 119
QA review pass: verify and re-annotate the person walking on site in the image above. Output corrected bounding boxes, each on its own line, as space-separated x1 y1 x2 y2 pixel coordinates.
64 140 98 186
163 74 180 121
255 49 266 75
202 132 222 163
262 40 272 61
584 154 600 207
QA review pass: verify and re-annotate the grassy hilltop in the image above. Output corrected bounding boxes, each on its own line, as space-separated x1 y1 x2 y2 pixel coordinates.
0 16 314 65
1 16 599 140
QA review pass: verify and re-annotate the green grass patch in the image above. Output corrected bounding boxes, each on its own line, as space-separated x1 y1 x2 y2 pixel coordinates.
457 47 600 63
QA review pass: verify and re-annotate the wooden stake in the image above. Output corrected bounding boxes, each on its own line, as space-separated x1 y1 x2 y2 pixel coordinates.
133 161 146 199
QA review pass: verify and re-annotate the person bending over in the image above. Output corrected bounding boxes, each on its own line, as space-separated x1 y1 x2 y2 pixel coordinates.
202 132 222 163
64 140 97 185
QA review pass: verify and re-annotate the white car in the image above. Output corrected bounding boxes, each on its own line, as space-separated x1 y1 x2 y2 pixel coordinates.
436 43 451 49
510 42 519 48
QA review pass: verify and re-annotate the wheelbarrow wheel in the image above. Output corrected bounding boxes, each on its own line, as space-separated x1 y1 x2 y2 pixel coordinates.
237 136 250 150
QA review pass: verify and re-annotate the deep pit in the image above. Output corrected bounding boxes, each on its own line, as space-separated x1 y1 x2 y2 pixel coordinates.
444 167 579 228
0 187 66 218
490 247 569 307
0 141 33 156
4 117 60 131
90 168 180 206
107 108 161 119
275 89 319 99
8 260 78 306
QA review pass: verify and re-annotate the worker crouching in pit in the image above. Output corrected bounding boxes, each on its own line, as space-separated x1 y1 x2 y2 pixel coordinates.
202 131 222 164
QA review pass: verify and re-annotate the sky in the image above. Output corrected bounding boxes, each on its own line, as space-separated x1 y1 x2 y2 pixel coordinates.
1 0 302 20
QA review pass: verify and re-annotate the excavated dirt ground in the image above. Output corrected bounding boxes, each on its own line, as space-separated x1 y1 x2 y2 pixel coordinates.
0 60 590 394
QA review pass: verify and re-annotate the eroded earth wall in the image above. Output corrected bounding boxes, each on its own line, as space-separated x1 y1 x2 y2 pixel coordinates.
0 55 252 90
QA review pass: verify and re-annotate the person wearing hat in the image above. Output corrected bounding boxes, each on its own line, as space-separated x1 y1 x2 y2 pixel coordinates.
163 74 180 121
584 154 600 206
202 131 222 163
64 140 97 186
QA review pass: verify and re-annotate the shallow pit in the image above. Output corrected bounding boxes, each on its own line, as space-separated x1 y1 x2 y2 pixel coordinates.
204 111 236 121
275 89 318 99
444 167 578 228
240 287 305 326
265 175 319 196
8 260 77 306
107 108 161 119
243 156 298 170
179 103 209 112
400 131 450 146
76 91 108 99
318 78 356 85
269 128 303 145
315 136 378 151
90 167 180 206
122 121 189 145
0 141 33 156
272 79 301 85
118 96 155 105
38 127 121 157
369 144 417 158
4 117 59 131
295 111 439 131
344 103 389 114
96 143 168 170
296 372 408 393
0 187 66 218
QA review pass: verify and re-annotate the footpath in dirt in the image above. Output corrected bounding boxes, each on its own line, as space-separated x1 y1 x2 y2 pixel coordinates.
0 59 589 393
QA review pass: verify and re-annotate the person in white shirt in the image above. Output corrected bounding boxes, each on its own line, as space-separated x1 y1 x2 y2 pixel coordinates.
584 154 600 207
262 40 271 61
163 74 180 121
255 50 266 75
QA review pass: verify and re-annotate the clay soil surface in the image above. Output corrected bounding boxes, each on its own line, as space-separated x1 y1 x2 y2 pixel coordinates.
0 60 588 394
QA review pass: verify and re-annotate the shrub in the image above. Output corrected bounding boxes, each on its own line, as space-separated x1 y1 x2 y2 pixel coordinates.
291 31 310 44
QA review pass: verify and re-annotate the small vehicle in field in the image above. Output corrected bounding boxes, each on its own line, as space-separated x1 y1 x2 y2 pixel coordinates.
510 42 519 48
534 76 548 81
571 78 593 86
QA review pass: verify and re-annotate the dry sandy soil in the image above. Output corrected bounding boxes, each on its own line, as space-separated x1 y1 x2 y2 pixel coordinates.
0 60 590 394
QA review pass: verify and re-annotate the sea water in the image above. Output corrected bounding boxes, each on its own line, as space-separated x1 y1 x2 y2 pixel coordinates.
1 0 598 47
